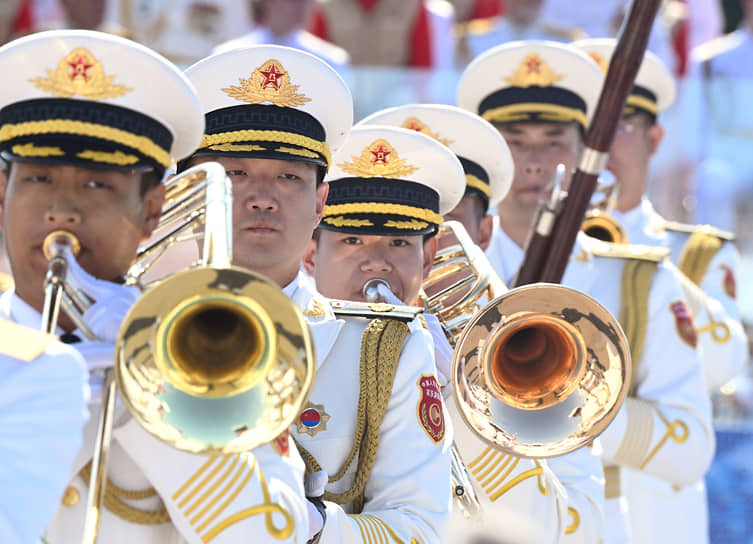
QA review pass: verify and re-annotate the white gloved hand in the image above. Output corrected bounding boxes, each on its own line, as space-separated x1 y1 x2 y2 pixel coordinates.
375 282 403 305
422 312 453 386
65 253 140 343
304 470 327 539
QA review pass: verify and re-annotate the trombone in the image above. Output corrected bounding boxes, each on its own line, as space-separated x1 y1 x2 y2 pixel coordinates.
40 162 316 543
422 221 630 509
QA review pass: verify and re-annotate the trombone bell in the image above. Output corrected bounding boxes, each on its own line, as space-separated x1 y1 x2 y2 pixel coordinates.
453 283 630 457
483 314 585 411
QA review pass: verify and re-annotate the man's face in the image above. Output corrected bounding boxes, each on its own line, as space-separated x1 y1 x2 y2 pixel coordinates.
263 0 314 35
193 156 325 287
0 162 162 312
304 230 436 305
443 195 493 251
497 122 581 225
607 114 663 211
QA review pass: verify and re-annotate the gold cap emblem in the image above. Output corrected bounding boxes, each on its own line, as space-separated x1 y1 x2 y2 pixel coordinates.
587 51 609 74
504 53 565 87
401 117 454 146
222 59 311 107
338 139 418 178
29 48 133 100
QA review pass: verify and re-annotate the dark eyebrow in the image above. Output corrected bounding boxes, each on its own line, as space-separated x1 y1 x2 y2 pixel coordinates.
544 127 567 137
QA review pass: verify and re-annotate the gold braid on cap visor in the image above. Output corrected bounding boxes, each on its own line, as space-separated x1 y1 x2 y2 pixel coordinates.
465 174 492 198
322 202 443 226
0 119 171 168
481 103 589 130
198 129 331 168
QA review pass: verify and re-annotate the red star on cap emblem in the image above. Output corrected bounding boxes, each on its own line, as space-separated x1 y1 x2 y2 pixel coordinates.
68 54 93 81
260 63 283 90
525 56 542 74
370 144 390 164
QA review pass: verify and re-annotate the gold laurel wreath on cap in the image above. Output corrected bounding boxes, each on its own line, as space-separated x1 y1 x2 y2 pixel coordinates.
222 59 311 107
338 139 418 178
29 48 133 100
400 117 454 146
504 53 565 88
586 51 609 74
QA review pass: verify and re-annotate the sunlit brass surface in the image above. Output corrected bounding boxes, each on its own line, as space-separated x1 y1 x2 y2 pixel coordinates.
41 230 92 336
423 221 505 342
452 283 630 457
116 266 315 454
581 209 628 244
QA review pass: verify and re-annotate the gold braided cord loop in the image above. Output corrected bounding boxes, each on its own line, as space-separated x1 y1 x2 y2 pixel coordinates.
618 259 658 396
464 174 492 198
296 318 408 513
197 129 331 168
481 103 589 130
565 507 581 535
0 120 171 168
79 461 171 525
678 231 724 285
323 203 443 227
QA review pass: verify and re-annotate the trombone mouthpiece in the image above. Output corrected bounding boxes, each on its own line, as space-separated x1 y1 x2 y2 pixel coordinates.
362 278 391 303
42 230 81 261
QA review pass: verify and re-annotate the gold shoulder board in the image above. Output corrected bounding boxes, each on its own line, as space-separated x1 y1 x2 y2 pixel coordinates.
662 221 736 242
460 17 497 37
0 319 56 362
329 299 422 323
590 241 670 262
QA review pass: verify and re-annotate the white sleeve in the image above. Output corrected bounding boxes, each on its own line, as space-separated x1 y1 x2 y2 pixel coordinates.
114 421 311 544
598 263 715 487
549 447 605 544
318 326 452 543
0 343 89 544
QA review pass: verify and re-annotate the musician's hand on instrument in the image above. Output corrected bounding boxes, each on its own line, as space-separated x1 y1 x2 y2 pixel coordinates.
423 313 453 386
304 470 327 541
65 252 140 343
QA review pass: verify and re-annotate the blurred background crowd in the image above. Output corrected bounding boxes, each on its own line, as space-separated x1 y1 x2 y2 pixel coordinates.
1 0 753 538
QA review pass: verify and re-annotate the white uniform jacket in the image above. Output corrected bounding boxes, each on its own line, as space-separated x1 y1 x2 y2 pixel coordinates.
486 225 715 544
613 198 747 390
0 322 89 544
427 304 604 544
290 273 453 544
0 289 311 544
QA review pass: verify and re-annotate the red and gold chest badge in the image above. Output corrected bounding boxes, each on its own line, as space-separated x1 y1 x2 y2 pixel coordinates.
719 264 737 299
416 374 445 444
272 429 290 457
296 402 330 437
670 301 698 348
222 58 311 107
30 48 132 100
338 138 418 178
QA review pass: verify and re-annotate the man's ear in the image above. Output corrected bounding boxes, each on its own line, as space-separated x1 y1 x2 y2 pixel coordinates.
422 235 438 280
141 181 166 241
302 237 317 275
478 214 493 251
314 182 329 225
0 169 7 231
647 123 664 156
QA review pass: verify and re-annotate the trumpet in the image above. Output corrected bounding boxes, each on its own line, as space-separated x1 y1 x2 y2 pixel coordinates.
423 220 629 486
41 162 316 543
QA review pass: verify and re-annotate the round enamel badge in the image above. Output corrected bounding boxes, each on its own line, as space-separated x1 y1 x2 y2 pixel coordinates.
297 402 330 437
417 375 445 444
